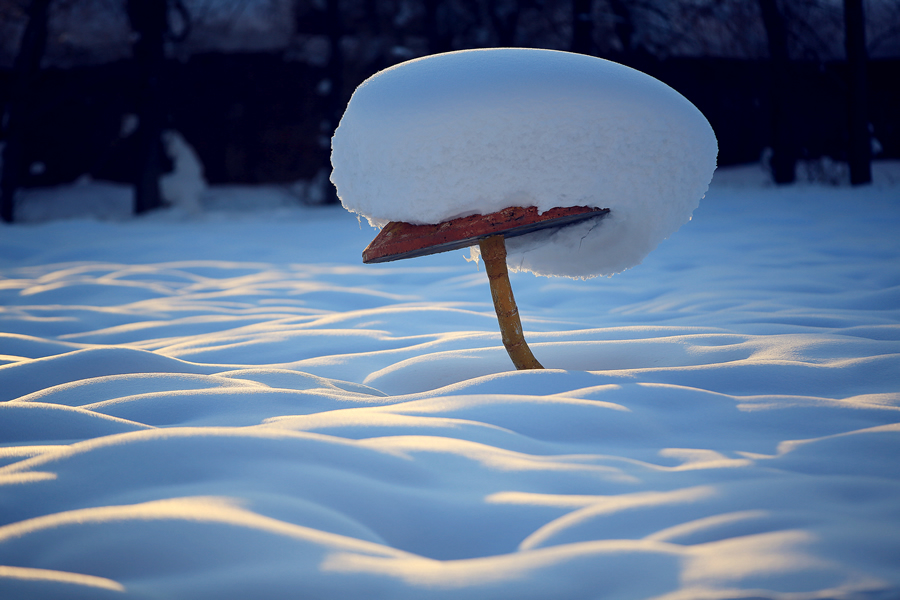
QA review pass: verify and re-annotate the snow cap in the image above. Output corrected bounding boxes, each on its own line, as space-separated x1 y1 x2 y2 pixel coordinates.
331 48 717 278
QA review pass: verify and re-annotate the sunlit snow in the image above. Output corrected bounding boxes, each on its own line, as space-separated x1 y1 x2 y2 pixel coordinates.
1 161 899 599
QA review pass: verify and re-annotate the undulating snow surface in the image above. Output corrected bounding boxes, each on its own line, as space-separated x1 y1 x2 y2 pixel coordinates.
1 165 900 599
330 49 717 277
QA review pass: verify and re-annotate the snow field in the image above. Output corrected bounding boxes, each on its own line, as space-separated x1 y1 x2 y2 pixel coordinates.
0 167 899 598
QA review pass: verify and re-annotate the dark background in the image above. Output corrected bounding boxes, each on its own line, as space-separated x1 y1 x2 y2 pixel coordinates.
1 0 898 221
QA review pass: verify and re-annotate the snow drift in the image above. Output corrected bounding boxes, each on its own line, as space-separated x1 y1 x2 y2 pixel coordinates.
1 166 899 599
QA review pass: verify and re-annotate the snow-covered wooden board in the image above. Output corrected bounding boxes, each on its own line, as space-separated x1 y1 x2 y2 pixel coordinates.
362 205 610 263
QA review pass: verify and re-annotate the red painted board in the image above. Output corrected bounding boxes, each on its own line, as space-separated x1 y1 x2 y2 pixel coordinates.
362 205 610 264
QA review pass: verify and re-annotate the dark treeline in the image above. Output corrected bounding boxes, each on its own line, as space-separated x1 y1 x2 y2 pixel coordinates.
1 0 898 222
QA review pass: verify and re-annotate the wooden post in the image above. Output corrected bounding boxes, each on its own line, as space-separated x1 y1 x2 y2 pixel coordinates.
479 235 544 370
359 206 608 370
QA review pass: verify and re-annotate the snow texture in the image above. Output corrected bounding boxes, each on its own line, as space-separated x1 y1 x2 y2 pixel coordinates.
1 164 899 599
330 48 718 278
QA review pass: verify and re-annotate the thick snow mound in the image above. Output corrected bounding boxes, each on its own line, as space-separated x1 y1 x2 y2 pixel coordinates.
330 48 717 278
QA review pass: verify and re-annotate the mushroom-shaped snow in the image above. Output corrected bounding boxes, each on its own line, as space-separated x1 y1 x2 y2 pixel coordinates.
331 48 717 278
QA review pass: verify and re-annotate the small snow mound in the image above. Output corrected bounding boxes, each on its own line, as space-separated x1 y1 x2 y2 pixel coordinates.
161 130 207 214
330 48 717 278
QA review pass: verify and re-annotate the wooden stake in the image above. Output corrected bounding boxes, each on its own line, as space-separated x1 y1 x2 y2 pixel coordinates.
479 235 544 370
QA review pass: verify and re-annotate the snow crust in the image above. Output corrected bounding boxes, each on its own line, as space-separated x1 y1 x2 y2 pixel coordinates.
1 167 900 599
331 48 717 277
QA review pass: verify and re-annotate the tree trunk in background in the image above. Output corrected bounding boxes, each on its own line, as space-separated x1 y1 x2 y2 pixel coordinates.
571 0 593 55
488 0 520 47
758 0 796 184
321 0 343 204
608 0 635 55
425 0 453 55
127 0 168 214
844 0 871 185
326 0 343 121
1 0 51 223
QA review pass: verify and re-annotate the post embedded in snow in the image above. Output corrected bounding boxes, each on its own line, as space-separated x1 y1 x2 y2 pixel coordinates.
339 49 717 370
359 205 607 371
479 235 543 370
